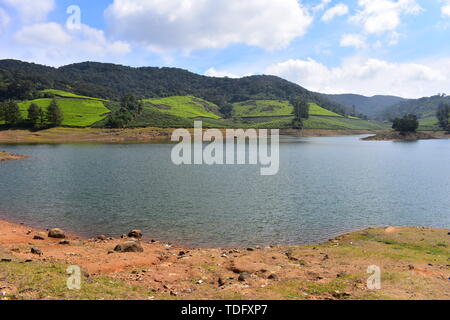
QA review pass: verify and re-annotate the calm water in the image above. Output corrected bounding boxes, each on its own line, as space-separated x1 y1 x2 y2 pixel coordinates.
0 136 449 247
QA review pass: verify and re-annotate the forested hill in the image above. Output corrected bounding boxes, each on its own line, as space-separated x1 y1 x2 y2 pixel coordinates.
381 94 450 120
0 59 349 116
323 93 406 119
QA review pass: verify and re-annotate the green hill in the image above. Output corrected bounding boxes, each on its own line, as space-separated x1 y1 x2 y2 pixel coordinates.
40 89 108 101
17 98 110 127
142 96 221 119
233 100 343 118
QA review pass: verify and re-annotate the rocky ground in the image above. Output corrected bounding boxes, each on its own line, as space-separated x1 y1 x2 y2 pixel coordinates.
0 220 449 300
362 131 449 141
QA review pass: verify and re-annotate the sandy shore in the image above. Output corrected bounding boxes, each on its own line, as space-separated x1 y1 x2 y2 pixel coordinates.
0 127 379 144
0 152 29 161
0 218 448 300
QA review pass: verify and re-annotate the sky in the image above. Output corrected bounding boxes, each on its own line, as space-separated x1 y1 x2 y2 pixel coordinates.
1 0 450 98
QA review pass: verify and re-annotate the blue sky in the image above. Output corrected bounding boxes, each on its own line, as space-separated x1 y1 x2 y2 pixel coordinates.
1 0 450 98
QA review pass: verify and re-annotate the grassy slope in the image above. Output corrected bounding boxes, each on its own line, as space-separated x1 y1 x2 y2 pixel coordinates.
40 89 108 101
17 98 110 127
233 100 343 118
143 96 221 119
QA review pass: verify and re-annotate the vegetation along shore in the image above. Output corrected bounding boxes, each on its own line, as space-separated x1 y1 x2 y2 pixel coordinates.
0 219 448 300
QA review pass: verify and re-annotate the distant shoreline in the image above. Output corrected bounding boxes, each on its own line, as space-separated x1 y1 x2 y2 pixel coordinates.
0 127 380 144
362 131 450 141
0 152 29 161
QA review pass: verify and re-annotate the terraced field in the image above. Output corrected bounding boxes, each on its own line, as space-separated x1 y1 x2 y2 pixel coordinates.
233 100 343 118
143 96 221 119
17 98 110 127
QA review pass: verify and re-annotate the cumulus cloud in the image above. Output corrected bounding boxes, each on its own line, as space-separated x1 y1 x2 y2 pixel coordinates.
340 33 367 49
204 68 240 78
13 22 130 66
0 7 10 33
312 0 332 13
350 0 422 34
266 57 449 98
0 0 54 23
105 0 312 51
322 3 349 22
442 1 450 17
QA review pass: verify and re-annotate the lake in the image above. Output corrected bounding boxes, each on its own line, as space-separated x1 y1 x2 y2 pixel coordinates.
0 135 449 248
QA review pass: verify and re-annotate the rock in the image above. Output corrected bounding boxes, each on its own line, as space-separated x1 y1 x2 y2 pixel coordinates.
1 258 12 262
33 232 46 240
218 277 225 287
48 228 65 239
25 259 33 263
408 265 415 270
196 280 203 284
178 251 186 256
114 240 144 253
128 230 143 239
31 247 42 255
246 248 255 251
107 250 115 254
268 274 279 280
97 235 108 241
332 291 351 299
59 240 70 245
238 272 251 282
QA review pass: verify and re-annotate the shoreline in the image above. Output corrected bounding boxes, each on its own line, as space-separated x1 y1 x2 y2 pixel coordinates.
362 131 450 141
0 127 380 144
0 218 449 300
0 152 29 161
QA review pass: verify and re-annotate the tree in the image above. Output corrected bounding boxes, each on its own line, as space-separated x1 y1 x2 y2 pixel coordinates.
392 114 419 133
291 98 309 129
46 99 63 126
436 103 449 132
120 94 143 114
3 101 22 125
219 103 233 119
27 103 42 128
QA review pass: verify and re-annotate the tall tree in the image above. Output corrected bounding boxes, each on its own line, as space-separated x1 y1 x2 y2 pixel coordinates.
436 103 449 131
291 98 309 129
3 101 22 125
46 99 64 126
392 114 419 133
27 103 42 127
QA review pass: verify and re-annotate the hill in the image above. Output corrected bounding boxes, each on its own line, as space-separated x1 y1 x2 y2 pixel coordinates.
0 59 350 117
323 93 406 119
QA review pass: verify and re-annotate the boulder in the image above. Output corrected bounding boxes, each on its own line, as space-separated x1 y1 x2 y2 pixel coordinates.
97 235 108 241
48 228 65 239
128 230 143 239
238 272 251 282
33 232 46 240
114 240 144 253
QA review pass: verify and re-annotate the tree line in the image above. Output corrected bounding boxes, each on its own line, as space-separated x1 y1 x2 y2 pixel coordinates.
0 99 63 128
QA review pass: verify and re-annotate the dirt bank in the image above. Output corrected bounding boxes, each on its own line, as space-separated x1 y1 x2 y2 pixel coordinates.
362 131 450 141
0 152 29 161
0 219 448 300
0 127 380 144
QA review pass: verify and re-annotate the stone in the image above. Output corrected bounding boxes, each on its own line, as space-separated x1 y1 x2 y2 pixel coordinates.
97 235 108 241
1 258 12 262
48 228 65 239
33 232 46 240
128 230 143 239
114 240 144 253
218 277 225 287
268 274 279 280
31 247 42 255
238 272 251 282
59 240 70 245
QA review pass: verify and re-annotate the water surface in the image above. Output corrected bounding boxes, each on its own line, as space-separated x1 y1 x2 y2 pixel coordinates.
0 136 449 247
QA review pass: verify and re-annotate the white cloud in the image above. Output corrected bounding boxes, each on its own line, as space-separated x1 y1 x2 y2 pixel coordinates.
13 23 130 66
340 33 367 49
0 7 10 33
204 68 240 78
0 0 54 23
266 57 449 98
322 3 349 22
312 0 332 13
441 1 450 17
105 0 312 51
350 0 422 34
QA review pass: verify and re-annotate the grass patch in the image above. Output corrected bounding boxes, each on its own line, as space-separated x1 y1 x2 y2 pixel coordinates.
40 89 108 101
143 96 221 119
17 98 111 127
